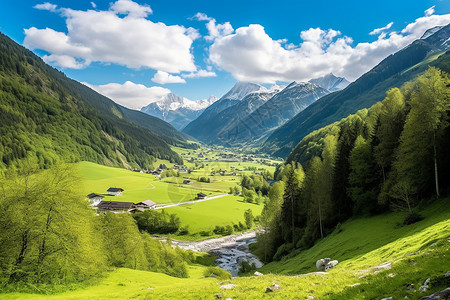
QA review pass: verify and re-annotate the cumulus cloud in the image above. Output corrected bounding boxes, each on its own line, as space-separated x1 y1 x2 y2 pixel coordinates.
193 12 234 41
183 69 217 78
152 71 186 84
209 12 450 83
369 22 394 35
84 81 171 110
24 1 197 73
34 2 58 12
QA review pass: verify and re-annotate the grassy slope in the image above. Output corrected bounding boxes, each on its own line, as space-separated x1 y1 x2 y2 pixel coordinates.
2 198 449 299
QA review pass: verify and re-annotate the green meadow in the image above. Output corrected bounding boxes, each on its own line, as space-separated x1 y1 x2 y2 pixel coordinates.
163 195 264 235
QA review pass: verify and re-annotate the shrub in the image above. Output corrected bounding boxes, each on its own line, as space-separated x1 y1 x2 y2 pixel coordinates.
403 211 423 225
203 266 231 280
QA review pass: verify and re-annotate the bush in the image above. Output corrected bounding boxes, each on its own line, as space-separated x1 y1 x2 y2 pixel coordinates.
403 211 423 225
177 225 189 235
273 243 294 261
203 266 231 280
238 261 256 274
199 230 212 236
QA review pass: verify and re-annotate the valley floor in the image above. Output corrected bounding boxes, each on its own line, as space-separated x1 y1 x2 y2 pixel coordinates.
2 198 449 299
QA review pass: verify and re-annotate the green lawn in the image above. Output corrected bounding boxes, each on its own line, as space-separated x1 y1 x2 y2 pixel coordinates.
4 198 449 299
163 195 264 235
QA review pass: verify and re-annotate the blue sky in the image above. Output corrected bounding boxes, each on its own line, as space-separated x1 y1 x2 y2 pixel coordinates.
1 0 449 109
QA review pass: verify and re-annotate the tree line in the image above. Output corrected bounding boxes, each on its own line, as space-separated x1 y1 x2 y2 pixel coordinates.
256 67 450 262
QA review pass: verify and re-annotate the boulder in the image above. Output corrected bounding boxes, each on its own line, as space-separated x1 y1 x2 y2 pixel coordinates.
445 271 450 277
254 271 263 276
419 287 450 299
220 284 238 290
316 258 338 271
325 260 338 271
265 284 281 293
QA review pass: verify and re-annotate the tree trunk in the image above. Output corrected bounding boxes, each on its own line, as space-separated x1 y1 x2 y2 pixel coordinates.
433 137 440 198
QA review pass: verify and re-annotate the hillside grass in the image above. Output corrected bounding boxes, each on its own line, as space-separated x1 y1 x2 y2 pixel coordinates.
163 195 264 237
2 198 449 299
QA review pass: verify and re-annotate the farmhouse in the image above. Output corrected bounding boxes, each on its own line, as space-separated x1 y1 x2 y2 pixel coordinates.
97 201 134 212
183 180 194 185
87 193 103 206
107 187 124 196
135 200 157 209
196 192 207 200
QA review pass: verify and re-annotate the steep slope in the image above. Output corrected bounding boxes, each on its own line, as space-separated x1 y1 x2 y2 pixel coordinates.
223 82 329 145
0 32 182 169
182 82 264 142
141 94 217 130
264 23 450 157
309 73 350 92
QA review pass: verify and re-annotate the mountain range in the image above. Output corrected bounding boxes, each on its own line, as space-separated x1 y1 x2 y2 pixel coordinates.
262 23 450 158
141 94 218 130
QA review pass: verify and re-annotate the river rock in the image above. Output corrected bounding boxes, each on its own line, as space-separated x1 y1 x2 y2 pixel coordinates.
266 284 281 293
220 284 238 290
419 287 450 299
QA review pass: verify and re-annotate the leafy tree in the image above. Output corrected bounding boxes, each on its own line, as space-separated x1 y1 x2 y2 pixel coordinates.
244 209 255 229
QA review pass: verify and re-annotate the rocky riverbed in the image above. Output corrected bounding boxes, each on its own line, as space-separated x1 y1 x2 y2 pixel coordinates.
171 231 264 276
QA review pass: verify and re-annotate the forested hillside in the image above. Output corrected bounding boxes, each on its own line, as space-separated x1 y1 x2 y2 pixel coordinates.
256 67 450 262
0 32 184 169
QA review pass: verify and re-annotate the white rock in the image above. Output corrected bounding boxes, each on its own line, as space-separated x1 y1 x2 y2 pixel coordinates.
445 271 450 277
254 271 263 276
220 284 238 290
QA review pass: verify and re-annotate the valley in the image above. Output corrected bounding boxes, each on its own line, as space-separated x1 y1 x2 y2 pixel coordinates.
1 3 450 300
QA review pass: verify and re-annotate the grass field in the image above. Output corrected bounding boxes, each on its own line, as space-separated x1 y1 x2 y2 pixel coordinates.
163 195 264 235
4 198 449 299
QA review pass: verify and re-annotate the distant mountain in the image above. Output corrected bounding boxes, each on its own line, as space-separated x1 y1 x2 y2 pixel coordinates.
182 82 265 141
310 73 350 92
263 23 450 158
219 81 329 145
0 32 184 169
141 94 217 130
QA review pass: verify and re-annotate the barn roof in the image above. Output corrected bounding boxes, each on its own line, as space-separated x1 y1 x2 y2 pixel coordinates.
97 201 134 210
138 200 157 207
107 187 124 192
87 193 103 199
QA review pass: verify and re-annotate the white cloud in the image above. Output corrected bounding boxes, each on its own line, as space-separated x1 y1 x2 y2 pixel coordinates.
183 69 217 78
84 81 171 110
152 71 186 84
90 2 97 9
209 12 450 83
25 0 197 73
34 2 58 12
369 22 394 35
425 6 435 17
193 12 234 41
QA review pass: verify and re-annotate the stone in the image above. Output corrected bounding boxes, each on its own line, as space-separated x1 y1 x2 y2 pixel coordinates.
220 284 238 290
308 296 315 299
418 287 450 299
372 262 392 271
419 285 428 292
254 271 263 276
348 283 361 287
388 273 396 278
444 271 450 277
266 284 281 293
325 260 338 271
316 258 338 271
358 275 367 279
214 293 223 299
381 297 393 300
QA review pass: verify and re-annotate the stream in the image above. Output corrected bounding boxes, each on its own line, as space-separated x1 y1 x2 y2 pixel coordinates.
171 231 264 276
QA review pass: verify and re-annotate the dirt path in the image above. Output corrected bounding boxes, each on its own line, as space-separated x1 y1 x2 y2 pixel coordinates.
154 193 229 210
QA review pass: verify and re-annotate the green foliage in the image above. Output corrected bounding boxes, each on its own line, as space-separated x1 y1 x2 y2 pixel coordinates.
244 209 255 229
203 266 231 280
132 209 181 234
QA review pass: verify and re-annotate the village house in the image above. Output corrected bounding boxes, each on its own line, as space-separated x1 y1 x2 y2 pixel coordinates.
196 192 207 200
87 193 103 206
135 200 157 209
183 180 194 185
107 187 124 196
97 201 134 212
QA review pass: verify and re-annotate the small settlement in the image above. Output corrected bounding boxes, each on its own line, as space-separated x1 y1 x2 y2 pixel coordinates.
87 187 158 213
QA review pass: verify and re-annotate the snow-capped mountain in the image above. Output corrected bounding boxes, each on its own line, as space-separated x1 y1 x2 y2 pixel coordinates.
141 94 218 130
309 73 350 92
421 26 444 39
220 82 265 100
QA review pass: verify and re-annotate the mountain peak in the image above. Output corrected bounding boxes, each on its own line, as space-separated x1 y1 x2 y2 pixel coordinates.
220 81 264 100
309 73 350 92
